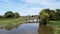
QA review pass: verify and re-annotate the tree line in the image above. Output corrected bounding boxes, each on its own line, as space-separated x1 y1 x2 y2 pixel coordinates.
38 9 60 25
0 11 20 18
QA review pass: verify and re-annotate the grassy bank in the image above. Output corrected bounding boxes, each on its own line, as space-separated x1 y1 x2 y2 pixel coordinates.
48 21 60 34
0 16 26 26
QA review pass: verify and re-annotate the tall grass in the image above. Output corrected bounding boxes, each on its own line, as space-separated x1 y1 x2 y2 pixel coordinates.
48 21 60 34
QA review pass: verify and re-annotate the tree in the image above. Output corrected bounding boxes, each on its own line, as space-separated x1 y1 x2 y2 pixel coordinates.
0 16 2 18
55 9 60 20
43 9 56 21
49 10 56 21
4 11 14 18
14 12 20 18
38 9 49 25
46 10 56 21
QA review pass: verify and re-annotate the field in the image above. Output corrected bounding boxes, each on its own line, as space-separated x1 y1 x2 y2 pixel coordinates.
0 16 27 27
48 21 60 34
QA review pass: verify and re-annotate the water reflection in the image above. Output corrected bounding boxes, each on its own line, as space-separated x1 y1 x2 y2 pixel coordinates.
5 25 14 30
0 23 54 34
0 23 20 30
5 23 20 30
38 24 53 34
0 23 39 34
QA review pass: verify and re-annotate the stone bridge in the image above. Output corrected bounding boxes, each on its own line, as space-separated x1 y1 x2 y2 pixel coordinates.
26 16 39 23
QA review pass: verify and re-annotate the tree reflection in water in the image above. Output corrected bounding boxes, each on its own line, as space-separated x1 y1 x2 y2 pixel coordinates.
5 25 14 30
5 23 20 30
38 24 53 34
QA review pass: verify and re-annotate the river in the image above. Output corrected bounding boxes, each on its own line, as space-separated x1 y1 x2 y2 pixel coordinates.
0 23 39 34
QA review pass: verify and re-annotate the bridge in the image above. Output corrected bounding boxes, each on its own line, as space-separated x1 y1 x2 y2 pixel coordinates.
26 16 39 23
27 19 39 23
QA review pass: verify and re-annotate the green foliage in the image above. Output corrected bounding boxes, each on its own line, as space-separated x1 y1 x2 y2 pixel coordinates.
49 10 56 21
4 11 14 18
0 16 2 18
47 10 56 21
48 21 60 34
55 9 60 20
39 9 59 21
4 11 20 18
14 12 20 18
38 8 60 25
0 15 4 18
38 9 49 25
42 9 56 21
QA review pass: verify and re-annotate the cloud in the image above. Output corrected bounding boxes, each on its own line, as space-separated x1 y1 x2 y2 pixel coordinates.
21 0 60 8
20 8 42 16
0 0 60 16
1 0 60 8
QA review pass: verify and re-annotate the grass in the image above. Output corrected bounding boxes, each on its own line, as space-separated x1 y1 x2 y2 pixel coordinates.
0 16 27 28
0 16 36 29
48 21 60 34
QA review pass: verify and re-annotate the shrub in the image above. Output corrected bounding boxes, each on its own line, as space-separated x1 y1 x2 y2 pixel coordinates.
14 12 20 18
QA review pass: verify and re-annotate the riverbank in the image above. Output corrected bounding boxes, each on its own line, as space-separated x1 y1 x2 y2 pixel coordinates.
0 16 27 29
48 21 60 34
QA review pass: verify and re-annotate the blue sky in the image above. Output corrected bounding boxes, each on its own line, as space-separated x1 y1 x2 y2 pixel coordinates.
0 0 60 16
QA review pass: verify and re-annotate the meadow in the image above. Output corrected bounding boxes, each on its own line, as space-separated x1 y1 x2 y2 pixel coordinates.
0 16 27 29
48 21 60 34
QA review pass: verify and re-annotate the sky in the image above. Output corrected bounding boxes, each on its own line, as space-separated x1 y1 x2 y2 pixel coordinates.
0 0 60 16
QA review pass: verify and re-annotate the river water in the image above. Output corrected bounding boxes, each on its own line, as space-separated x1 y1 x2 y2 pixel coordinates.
0 23 39 34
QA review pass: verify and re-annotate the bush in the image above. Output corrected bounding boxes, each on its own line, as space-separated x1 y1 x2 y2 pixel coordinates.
14 12 20 18
0 16 4 18
0 16 2 18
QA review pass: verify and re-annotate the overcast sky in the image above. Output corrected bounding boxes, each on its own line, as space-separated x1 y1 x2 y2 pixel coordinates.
0 0 60 16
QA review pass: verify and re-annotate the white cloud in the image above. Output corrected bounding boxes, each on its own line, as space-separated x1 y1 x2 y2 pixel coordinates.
19 7 42 16
1 0 60 9
0 0 60 16
21 0 60 9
